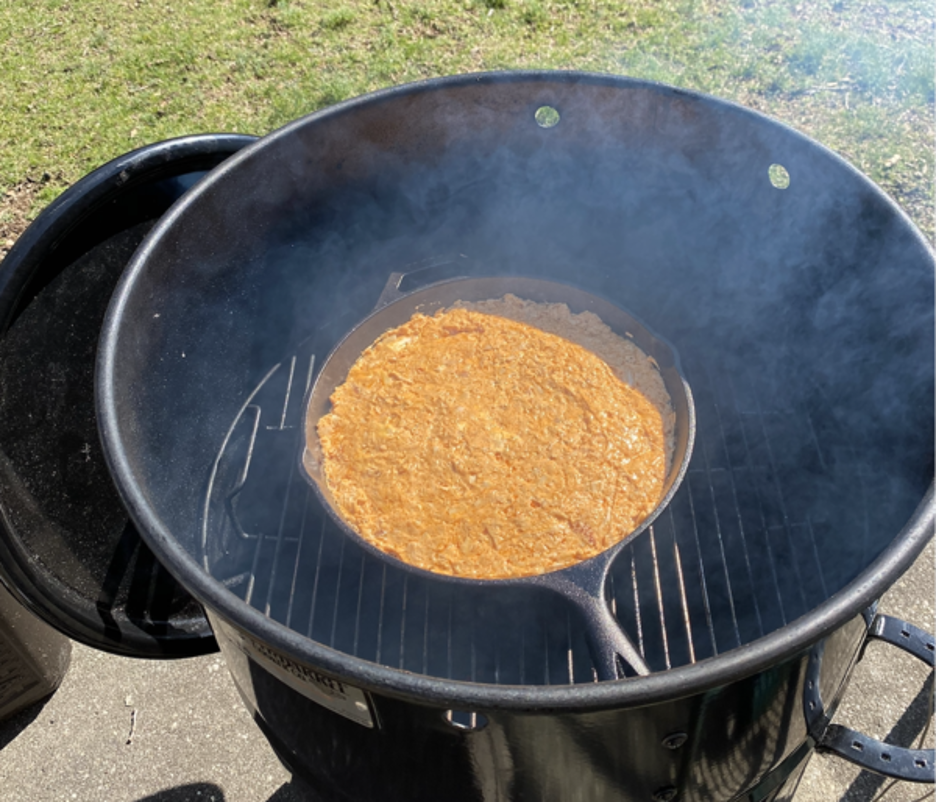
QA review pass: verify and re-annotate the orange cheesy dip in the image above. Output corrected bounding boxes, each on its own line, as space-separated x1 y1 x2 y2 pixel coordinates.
314 303 668 579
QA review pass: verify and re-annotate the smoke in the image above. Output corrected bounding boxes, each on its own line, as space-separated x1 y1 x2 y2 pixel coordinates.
104 75 933 682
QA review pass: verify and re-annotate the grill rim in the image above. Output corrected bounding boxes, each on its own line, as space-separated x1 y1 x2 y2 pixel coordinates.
97 69 936 710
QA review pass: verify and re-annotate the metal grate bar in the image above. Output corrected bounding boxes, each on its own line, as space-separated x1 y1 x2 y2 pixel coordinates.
303 354 316 395
242 515 267 608
542 626 550 685
708 469 764 645
671 526 697 665
285 487 313 629
566 612 575 684
272 355 296 431
691 361 757 648
608 570 617 618
747 364 810 621
263 444 299 617
723 367 788 628
329 535 347 649
306 516 327 640
805 518 829 600
812 381 872 571
447 602 453 681
653 504 696 668
648 527 671 670
375 565 388 665
422 588 431 677
399 575 409 670
352 552 366 657
630 554 645 660
684 473 719 658
710 432 764 635
700 462 742 649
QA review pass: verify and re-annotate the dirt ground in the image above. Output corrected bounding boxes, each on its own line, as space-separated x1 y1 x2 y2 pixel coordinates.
0 183 41 262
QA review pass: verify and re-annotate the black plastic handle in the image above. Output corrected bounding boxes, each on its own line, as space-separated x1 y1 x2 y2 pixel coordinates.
816 614 935 783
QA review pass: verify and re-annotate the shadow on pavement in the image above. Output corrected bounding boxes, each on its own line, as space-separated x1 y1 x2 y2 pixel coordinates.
268 782 325 802
133 783 225 802
840 672 934 802
131 781 320 801
0 695 50 751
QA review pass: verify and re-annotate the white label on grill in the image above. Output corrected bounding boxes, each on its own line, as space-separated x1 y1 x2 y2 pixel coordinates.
241 636 375 729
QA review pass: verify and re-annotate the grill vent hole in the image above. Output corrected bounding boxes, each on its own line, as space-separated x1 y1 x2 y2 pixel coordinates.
768 163 790 189
915 759 927 768
535 105 560 128
881 753 891 762
852 740 864 752
661 732 688 750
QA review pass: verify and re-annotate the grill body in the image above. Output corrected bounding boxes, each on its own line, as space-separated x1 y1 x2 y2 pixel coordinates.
213 611 868 801
0 577 70 723
96 73 934 799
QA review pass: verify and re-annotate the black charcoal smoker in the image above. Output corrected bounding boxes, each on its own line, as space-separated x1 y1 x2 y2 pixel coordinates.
1 73 934 801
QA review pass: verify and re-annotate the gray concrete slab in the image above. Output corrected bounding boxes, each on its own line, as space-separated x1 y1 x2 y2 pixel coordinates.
0 541 932 801
0 645 298 802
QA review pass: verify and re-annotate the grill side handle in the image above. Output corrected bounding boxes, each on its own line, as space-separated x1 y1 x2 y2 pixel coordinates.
815 614 935 783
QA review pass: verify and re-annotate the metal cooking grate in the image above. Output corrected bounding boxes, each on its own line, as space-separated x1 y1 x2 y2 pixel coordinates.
607 349 875 673
201 335 894 685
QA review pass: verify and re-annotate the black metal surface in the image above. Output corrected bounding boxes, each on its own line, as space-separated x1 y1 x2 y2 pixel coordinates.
0 575 70 722
212 609 870 801
0 134 256 656
811 613 935 783
867 612 936 667
95 72 933 796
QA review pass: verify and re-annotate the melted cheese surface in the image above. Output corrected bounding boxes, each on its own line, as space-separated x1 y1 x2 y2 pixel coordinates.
314 308 666 579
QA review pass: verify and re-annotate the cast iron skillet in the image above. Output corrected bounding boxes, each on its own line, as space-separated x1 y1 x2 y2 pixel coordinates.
300 272 696 679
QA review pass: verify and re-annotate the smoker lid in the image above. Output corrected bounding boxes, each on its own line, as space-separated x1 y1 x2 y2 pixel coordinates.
0 134 256 657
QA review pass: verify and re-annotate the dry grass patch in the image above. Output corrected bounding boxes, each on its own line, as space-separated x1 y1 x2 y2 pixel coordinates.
0 182 45 262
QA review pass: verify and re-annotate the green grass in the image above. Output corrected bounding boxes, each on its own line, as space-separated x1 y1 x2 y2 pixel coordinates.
0 0 933 240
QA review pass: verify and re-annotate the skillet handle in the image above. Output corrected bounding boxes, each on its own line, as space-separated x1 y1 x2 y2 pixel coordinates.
816 615 934 783
565 588 651 680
